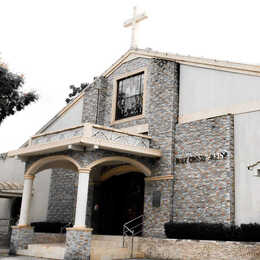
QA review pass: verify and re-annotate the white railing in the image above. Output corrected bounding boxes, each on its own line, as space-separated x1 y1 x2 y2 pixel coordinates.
9 123 161 158
31 125 84 145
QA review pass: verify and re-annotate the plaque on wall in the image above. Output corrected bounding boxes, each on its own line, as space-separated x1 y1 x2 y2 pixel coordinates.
152 191 161 208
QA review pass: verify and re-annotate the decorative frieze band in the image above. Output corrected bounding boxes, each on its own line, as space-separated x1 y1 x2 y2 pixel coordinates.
145 175 174 182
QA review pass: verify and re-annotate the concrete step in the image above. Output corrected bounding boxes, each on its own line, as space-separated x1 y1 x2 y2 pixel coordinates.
92 239 124 248
16 235 144 260
91 247 130 260
17 243 65 260
92 235 124 242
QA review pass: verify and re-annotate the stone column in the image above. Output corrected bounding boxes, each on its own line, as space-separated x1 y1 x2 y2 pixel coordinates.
18 175 34 226
64 168 92 260
10 175 34 255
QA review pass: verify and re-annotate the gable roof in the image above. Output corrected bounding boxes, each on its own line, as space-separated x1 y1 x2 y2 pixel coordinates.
17 47 260 149
102 48 260 77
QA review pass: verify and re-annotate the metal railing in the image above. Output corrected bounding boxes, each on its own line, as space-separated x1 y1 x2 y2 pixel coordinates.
122 214 144 257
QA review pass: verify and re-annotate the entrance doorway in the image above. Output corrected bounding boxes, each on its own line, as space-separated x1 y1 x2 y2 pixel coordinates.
11 197 22 225
92 172 144 235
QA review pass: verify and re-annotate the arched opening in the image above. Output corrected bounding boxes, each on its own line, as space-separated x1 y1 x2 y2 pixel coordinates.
25 155 81 177
89 157 149 235
21 155 81 232
92 172 145 235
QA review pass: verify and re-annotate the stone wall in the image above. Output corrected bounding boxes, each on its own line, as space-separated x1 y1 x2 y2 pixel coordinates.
174 114 235 224
134 237 260 260
10 227 34 254
81 77 107 125
143 179 173 237
143 59 179 237
32 232 66 244
0 219 10 246
64 229 92 260
47 168 77 223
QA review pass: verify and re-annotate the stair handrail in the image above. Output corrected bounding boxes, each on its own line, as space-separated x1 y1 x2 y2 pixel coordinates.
122 214 144 258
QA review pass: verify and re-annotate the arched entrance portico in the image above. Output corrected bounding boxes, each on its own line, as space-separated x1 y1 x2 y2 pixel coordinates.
11 154 151 259
17 155 83 228
17 155 151 229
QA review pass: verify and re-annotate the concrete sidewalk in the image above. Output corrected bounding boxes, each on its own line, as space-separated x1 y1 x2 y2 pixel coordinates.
0 256 51 259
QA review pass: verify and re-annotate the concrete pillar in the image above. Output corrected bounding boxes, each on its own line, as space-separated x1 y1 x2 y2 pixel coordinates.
18 176 34 226
74 169 90 228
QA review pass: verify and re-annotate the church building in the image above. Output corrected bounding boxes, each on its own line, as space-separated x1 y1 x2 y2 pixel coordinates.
6 8 260 260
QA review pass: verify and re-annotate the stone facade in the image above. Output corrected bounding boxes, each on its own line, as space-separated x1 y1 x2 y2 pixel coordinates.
174 114 235 224
9 227 34 254
64 229 92 260
0 219 10 247
82 77 107 125
134 237 260 260
47 168 77 223
14 54 240 260
44 57 180 237
32 232 66 244
143 179 173 237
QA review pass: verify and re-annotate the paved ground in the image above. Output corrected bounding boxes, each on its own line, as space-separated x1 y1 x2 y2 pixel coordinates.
0 256 50 260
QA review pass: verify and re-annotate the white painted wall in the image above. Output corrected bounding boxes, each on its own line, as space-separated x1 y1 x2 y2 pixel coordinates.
30 169 52 222
180 65 260 122
0 157 51 222
0 199 12 218
0 158 24 220
0 157 25 183
42 97 83 133
235 110 260 224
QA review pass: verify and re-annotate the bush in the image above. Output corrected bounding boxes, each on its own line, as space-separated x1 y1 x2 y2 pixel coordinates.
164 222 260 242
31 222 72 233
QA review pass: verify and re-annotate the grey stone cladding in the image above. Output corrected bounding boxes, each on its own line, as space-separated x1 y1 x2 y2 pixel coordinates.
143 179 173 237
43 57 179 237
82 77 107 125
0 219 10 247
64 229 91 260
173 114 235 224
9 227 34 255
47 168 77 223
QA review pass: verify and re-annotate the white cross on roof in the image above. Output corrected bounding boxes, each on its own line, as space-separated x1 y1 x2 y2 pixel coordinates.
124 6 148 49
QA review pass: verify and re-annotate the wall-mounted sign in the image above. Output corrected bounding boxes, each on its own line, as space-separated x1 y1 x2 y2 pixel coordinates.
176 151 228 164
152 191 161 208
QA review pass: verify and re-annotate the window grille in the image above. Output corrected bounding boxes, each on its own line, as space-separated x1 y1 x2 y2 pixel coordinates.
116 72 144 120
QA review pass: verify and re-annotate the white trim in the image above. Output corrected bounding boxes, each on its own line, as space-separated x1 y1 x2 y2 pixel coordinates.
102 48 260 78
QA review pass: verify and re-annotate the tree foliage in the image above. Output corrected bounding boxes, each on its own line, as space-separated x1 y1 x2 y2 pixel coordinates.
65 82 89 104
0 65 38 124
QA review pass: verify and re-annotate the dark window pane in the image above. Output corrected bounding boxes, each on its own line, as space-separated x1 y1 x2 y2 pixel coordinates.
116 72 144 120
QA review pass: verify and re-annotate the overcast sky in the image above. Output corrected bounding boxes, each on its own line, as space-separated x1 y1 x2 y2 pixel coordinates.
1 0 260 153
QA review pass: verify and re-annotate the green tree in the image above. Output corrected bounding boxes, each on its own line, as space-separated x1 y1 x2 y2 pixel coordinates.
0 65 38 124
65 82 89 104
